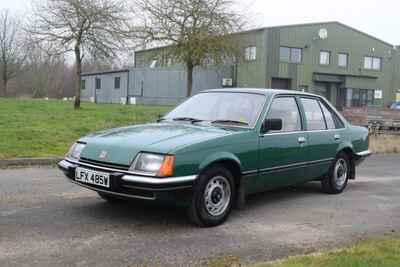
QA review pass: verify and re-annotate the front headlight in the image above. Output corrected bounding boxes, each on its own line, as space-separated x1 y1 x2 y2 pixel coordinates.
67 143 86 160
130 153 175 177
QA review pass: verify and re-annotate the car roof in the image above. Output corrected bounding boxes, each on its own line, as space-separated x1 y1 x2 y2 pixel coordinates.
202 88 319 97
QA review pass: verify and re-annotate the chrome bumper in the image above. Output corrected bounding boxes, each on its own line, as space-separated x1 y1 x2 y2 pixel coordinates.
354 149 372 166
356 150 372 157
58 159 197 185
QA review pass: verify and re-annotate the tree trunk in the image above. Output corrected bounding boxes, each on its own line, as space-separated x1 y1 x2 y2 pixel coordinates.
74 45 81 110
1 64 7 97
0 79 6 97
186 61 194 97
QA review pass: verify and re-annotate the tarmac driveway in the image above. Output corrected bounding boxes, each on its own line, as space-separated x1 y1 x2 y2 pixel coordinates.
0 155 399 267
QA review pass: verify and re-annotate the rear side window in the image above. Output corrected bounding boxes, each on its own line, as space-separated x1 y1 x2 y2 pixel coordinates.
301 98 326 130
267 97 302 132
319 101 344 129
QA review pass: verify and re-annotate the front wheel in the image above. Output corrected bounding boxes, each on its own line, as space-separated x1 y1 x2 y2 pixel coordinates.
188 165 235 227
321 152 350 194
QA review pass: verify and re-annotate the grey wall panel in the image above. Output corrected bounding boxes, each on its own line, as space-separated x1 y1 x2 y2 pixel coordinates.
128 65 233 105
81 72 129 103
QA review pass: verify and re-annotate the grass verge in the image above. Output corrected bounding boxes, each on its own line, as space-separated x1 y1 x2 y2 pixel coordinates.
203 237 400 267
369 134 400 154
251 237 400 267
0 98 171 159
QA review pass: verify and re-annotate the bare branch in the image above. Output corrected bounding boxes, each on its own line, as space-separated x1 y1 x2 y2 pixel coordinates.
27 0 133 109
131 0 246 96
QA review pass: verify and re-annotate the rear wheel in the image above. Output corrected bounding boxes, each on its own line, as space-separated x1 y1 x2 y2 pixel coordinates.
321 152 350 194
188 165 235 227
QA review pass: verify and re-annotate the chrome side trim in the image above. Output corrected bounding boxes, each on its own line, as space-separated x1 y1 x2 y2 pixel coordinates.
242 158 334 176
68 180 156 201
122 175 197 185
356 150 372 157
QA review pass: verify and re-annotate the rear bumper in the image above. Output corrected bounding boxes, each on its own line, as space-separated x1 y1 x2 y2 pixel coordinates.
354 149 372 166
58 159 196 201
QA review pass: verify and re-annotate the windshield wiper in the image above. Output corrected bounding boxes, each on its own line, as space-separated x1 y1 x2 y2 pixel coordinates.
172 117 204 123
211 120 249 126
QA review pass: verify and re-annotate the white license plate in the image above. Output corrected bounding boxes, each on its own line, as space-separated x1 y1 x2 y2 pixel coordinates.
75 167 110 188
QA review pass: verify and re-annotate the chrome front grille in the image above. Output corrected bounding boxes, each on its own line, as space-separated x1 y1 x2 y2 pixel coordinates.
79 158 130 171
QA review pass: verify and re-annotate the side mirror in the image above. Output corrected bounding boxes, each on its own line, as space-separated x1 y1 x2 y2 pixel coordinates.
156 113 165 122
262 118 282 133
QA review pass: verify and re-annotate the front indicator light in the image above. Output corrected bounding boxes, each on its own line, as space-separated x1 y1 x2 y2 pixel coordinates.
156 155 175 177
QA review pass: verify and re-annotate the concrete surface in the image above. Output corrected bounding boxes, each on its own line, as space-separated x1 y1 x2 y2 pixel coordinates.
0 155 399 267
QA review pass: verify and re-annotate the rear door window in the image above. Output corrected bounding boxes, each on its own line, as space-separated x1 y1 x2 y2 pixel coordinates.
301 98 326 131
319 101 344 129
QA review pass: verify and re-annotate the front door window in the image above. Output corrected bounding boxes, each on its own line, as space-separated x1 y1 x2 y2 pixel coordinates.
266 97 302 132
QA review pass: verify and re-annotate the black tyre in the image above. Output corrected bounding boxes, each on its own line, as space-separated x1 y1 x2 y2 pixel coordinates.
98 192 122 202
188 165 236 227
321 152 350 194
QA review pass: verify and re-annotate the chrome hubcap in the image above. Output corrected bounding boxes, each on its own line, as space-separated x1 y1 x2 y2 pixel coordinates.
334 158 348 188
204 176 231 217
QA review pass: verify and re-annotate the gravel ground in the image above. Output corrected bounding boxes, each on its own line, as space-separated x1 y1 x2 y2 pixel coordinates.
0 155 399 267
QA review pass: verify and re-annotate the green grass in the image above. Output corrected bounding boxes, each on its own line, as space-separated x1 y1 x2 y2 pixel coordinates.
252 237 400 267
0 98 171 159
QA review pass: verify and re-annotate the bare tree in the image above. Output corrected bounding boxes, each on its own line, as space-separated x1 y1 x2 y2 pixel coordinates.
133 0 245 97
29 0 131 109
0 10 29 97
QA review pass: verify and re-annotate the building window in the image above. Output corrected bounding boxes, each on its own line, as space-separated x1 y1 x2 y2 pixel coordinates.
347 88 375 107
81 79 86 90
364 56 381 70
280 47 302 63
95 78 101 90
167 57 173 67
338 53 348 67
244 46 256 61
114 77 120 89
280 47 290 62
320 51 331 65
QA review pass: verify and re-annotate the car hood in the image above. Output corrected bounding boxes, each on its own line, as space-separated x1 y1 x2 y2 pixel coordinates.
78 122 238 166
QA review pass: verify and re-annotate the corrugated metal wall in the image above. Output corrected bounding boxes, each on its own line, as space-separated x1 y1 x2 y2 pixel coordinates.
128 65 233 106
81 72 129 104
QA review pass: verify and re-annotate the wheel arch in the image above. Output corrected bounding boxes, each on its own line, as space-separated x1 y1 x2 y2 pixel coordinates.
337 146 356 180
198 152 244 207
198 152 243 184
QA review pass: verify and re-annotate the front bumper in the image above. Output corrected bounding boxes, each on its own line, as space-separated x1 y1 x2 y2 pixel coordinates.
58 159 197 201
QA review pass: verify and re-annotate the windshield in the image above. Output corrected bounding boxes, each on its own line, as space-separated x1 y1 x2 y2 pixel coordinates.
165 92 266 128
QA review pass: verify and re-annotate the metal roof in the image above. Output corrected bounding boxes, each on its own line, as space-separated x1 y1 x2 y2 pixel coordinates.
81 69 130 77
135 21 395 54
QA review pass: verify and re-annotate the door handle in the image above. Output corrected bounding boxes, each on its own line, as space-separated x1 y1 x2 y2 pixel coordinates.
298 137 307 144
334 134 341 141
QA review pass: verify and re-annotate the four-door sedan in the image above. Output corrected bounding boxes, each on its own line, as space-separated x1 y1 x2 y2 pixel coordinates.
58 89 371 227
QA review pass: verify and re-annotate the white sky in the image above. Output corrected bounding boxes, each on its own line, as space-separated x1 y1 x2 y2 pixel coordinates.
1 0 400 45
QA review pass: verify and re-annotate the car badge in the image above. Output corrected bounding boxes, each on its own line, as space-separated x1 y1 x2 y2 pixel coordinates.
99 151 108 160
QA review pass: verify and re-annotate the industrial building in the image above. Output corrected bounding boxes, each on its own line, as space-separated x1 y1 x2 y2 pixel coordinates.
81 21 400 108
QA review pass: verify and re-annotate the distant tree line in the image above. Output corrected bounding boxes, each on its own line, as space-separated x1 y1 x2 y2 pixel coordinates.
0 0 247 109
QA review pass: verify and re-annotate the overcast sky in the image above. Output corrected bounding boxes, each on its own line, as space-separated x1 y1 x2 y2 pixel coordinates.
2 0 399 45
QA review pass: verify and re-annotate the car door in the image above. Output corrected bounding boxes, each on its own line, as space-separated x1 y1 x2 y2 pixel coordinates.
299 97 344 179
257 96 308 192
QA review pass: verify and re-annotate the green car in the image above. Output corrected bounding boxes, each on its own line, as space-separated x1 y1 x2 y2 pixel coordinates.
58 89 371 227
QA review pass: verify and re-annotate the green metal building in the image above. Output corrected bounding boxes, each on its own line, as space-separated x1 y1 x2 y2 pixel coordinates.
135 21 400 109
